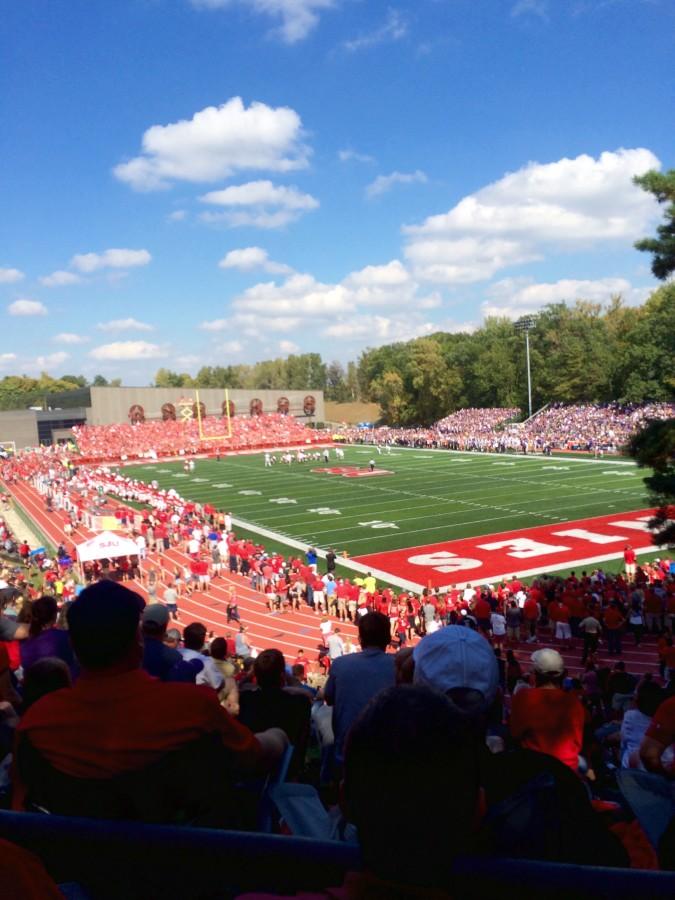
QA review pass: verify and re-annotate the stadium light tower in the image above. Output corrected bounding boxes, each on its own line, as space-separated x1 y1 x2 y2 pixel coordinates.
514 316 536 419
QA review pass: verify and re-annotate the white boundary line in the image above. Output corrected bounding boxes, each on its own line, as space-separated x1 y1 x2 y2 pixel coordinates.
355 443 637 466
232 514 661 594
230 514 424 594
436 544 660 591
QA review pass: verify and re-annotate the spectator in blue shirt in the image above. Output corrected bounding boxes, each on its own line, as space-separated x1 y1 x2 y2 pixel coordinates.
324 612 395 770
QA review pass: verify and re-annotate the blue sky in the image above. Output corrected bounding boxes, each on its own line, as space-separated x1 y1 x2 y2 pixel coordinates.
1 0 673 384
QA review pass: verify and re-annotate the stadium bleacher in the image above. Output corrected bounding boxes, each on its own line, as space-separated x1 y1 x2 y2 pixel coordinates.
0 403 674 897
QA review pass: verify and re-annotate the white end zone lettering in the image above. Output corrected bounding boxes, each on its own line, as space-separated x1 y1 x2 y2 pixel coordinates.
553 529 625 545
408 551 482 574
477 537 570 559
608 517 652 531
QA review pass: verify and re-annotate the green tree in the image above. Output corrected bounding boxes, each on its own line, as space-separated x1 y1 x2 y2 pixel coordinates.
616 284 675 402
470 318 520 408
532 302 613 405
195 365 244 388
92 375 108 386
372 370 407 424
634 169 675 280
284 353 326 391
251 358 287 389
629 418 675 546
345 361 360 401
407 338 462 424
325 361 349 401
154 369 194 388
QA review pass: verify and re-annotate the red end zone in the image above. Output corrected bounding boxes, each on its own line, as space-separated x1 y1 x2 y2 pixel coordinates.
352 509 658 589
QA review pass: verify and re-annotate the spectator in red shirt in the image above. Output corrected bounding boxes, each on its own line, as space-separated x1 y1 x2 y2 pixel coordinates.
522 595 540 643
510 648 585 771
473 594 492 634
293 649 308 680
624 545 637 580
603 601 626 656
14 581 287 824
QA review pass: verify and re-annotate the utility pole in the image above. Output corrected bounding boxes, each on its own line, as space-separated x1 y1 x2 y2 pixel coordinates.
514 316 536 419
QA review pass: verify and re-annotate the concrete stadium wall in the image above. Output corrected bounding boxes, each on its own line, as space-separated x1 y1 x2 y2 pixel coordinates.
87 387 325 426
0 410 39 448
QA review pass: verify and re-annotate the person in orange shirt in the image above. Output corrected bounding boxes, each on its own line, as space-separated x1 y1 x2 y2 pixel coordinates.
522 594 540 643
603 601 626 656
510 648 585 772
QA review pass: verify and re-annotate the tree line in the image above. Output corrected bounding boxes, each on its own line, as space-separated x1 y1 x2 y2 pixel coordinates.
356 286 674 424
1 285 672 421
0 373 121 412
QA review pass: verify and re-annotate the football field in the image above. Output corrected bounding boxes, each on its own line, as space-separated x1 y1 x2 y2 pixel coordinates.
126 447 655 591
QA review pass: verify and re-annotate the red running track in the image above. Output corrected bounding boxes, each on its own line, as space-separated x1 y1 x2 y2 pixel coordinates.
4 480 662 678
4 480 358 666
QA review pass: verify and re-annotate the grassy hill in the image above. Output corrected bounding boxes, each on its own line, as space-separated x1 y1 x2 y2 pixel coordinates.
324 401 381 425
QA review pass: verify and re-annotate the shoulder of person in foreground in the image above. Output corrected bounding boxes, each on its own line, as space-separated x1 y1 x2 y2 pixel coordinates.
0 837 64 900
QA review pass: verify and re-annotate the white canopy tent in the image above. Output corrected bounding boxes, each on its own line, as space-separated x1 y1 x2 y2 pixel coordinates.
76 531 139 563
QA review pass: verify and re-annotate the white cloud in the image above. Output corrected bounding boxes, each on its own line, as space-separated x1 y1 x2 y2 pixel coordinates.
0 353 17 363
200 180 318 228
191 0 334 43
202 181 317 210
0 267 24 284
89 341 165 361
8 299 47 316
511 0 548 19
481 276 652 320
344 9 408 52
175 354 200 368
39 270 83 287
70 248 152 273
366 169 428 199
34 351 70 369
404 148 661 284
53 332 89 344
201 209 298 228
279 339 299 353
114 98 310 191
228 313 302 334
200 319 230 332
233 259 439 322
167 209 187 222
218 246 292 274
219 339 243 354
323 315 436 343
97 318 154 332
406 237 539 284
338 149 375 164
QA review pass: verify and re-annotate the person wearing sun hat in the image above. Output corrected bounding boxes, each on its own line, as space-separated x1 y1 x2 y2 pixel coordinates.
412 624 500 711
510 647 585 771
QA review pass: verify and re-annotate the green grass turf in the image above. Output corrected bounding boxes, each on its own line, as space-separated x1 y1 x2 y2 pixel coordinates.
123 446 651 560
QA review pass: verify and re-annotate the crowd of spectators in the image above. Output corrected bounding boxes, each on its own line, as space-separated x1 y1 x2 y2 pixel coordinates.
339 401 675 455
515 402 675 453
72 413 326 462
435 407 520 433
2 566 675 893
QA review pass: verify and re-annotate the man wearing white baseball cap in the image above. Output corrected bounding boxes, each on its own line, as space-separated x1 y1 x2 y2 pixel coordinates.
510 648 585 771
412 625 500 722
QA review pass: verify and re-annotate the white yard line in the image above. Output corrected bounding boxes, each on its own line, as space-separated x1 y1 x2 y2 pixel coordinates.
230 514 423 593
437 545 661 591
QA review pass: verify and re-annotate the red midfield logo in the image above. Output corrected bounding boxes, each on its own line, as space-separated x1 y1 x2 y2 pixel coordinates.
311 467 393 478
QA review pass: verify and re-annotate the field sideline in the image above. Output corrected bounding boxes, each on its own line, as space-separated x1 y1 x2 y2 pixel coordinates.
124 446 655 590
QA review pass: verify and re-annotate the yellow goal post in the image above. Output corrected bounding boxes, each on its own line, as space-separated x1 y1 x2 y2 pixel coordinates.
194 388 233 441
